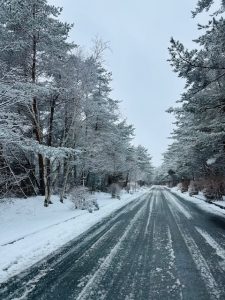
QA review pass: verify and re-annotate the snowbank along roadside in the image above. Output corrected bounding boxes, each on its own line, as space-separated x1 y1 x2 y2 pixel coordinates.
168 187 225 217
0 189 149 283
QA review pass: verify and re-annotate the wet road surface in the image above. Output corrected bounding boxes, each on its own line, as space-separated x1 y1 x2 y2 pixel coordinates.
1 187 225 299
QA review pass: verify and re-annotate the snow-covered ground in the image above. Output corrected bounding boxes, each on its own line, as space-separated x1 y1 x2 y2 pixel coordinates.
169 187 225 216
194 192 225 209
0 189 148 283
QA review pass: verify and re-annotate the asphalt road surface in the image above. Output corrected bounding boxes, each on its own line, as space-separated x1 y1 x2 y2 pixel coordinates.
1 187 225 300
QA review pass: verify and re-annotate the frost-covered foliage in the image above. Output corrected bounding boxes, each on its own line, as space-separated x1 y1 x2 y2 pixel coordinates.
0 0 153 206
109 183 121 199
177 181 189 193
192 0 225 17
188 181 199 197
201 177 225 200
157 1 225 200
70 187 99 213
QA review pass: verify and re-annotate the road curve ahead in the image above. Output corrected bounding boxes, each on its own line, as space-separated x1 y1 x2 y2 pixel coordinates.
1 187 225 300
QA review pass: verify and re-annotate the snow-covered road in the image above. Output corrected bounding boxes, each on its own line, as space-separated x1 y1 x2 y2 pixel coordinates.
2 187 225 299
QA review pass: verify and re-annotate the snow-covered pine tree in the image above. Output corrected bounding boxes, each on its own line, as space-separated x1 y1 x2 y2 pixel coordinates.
163 0 225 197
0 0 75 204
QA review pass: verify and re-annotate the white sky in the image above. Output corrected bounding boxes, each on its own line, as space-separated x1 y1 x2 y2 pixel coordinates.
49 0 210 166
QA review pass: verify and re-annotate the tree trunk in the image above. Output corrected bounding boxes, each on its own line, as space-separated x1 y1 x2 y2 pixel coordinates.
125 172 129 187
43 157 51 207
44 95 58 205
60 160 71 203
31 4 46 196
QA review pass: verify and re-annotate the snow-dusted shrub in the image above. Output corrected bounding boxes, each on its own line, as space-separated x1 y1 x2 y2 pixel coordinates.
128 182 140 193
125 183 135 194
188 181 199 197
177 181 189 193
109 183 121 199
202 185 215 201
70 186 99 213
202 178 224 201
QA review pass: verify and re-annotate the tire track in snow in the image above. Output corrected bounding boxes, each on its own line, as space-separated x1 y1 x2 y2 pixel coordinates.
148 191 183 300
42 198 148 300
119 193 157 300
75 199 148 300
166 192 221 300
101 190 159 300
195 227 225 271
165 190 192 220
166 226 183 299
144 192 155 235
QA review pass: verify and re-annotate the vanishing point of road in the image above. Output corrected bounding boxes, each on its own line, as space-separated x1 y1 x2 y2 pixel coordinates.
1 187 225 300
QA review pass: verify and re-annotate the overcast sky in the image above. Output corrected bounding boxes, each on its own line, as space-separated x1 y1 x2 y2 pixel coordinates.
49 0 209 166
